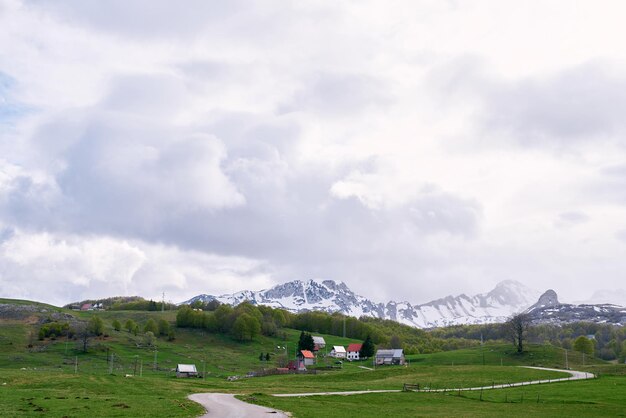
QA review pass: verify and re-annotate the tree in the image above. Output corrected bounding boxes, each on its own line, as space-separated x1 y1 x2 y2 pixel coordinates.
112 319 122 332
265 352 271 361
144 331 156 347
573 336 594 356
125 319 137 333
232 315 249 341
506 313 530 353
360 335 375 358
144 319 158 334
390 335 403 349
297 331 315 352
157 319 170 336
74 323 92 352
88 316 105 336
259 352 265 361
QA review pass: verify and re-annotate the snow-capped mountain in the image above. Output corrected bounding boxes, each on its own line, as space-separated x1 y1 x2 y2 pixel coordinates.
182 279 540 328
526 289 626 325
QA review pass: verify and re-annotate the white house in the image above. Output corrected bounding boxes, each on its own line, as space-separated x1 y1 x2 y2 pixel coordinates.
347 343 362 361
329 346 346 358
176 364 198 378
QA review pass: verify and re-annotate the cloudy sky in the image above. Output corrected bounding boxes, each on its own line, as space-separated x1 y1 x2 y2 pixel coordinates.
1 0 626 306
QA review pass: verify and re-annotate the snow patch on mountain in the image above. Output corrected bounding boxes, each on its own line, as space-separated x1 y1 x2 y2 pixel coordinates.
181 279 541 329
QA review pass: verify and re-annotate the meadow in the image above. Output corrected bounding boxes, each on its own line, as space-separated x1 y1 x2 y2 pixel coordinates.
0 301 624 417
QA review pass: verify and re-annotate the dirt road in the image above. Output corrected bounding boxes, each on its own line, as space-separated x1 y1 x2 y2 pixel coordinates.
188 393 288 417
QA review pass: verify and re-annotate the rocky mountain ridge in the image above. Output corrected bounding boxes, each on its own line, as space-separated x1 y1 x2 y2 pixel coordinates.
183 279 543 328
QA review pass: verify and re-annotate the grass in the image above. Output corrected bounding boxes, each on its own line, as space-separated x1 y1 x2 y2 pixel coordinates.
1 299 625 417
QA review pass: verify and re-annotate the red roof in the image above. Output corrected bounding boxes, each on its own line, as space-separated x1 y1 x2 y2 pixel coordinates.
300 350 315 359
347 343 362 353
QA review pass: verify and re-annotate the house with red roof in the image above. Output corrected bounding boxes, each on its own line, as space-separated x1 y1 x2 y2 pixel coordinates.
347 343 362 361
298 349 316 367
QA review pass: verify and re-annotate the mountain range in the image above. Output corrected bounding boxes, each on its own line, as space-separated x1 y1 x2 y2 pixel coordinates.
183 279 626 328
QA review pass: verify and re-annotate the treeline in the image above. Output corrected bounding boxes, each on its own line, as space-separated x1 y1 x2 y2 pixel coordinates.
176 301 475 353
109 299 177 311
176 302 286 341
429 321 626 361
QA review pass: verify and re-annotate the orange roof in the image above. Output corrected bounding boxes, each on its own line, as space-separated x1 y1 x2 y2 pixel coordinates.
300 350 315 359
347 343 362 352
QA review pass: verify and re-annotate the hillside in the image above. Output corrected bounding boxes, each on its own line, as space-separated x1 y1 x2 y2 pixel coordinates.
0 298 624 417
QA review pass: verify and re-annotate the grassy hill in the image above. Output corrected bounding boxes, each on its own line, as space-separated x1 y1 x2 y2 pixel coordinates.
0 298 624 417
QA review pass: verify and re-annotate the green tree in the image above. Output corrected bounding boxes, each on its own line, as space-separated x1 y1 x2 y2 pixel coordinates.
297 331 315 352
125 319 137 333
144 319 158 334
87 316 105 336
573 336 594 356
144 331 156 347
360 335 375 358
390 335 402 349
157 319 170 336
232 313 260 341
112 319 121 332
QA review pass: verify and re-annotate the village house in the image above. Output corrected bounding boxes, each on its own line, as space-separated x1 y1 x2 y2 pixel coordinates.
329 345 346 359
346 343 362 361
312 336 326 352
375 349 405 366
297 350 316 369
175 364 198 378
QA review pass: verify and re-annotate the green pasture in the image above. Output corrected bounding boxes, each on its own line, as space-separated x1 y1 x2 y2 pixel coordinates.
1 302 624 417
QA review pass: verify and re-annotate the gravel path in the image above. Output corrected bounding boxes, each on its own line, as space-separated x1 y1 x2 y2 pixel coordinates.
188 367 595 415
188 393 288 417
273 366 595 397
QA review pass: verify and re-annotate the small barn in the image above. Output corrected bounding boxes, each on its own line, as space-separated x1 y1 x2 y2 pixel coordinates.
375 349 405 366
347 343 362 361
329 346 346 359
298 350 316 367
176 364 198 378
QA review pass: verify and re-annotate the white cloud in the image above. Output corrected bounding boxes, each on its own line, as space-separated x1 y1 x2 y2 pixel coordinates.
1 0 626 305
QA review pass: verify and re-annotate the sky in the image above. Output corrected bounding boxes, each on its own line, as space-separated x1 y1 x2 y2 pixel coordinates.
1 0 626 306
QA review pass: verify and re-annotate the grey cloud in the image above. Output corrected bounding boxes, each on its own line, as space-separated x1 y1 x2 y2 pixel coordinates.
483 64 626 146
28 0 247 38
555 211 589 228
430 60 626 148
279 72 392 115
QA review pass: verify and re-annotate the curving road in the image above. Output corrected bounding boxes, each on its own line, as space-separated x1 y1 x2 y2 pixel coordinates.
189 367 594 415
188 393 289 417
273 366 595 397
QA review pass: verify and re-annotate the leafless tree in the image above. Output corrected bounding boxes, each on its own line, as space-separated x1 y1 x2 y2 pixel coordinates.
506 313 531 353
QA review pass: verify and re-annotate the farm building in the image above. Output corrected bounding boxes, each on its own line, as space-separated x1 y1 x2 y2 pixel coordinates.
375 349 405 365
329 346 346 358
312 336 326 351
176 364 198 378
347 343 362 361
298 350 316 367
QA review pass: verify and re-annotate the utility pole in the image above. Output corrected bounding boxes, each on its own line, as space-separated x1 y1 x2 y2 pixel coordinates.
162 292 165 312
140 359 143 377
154 347 158 371
565 349 569 369
134 356 138 376
74 356 78 374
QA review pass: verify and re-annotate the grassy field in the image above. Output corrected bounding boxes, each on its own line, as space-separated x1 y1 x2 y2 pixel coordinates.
1 301 625 417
